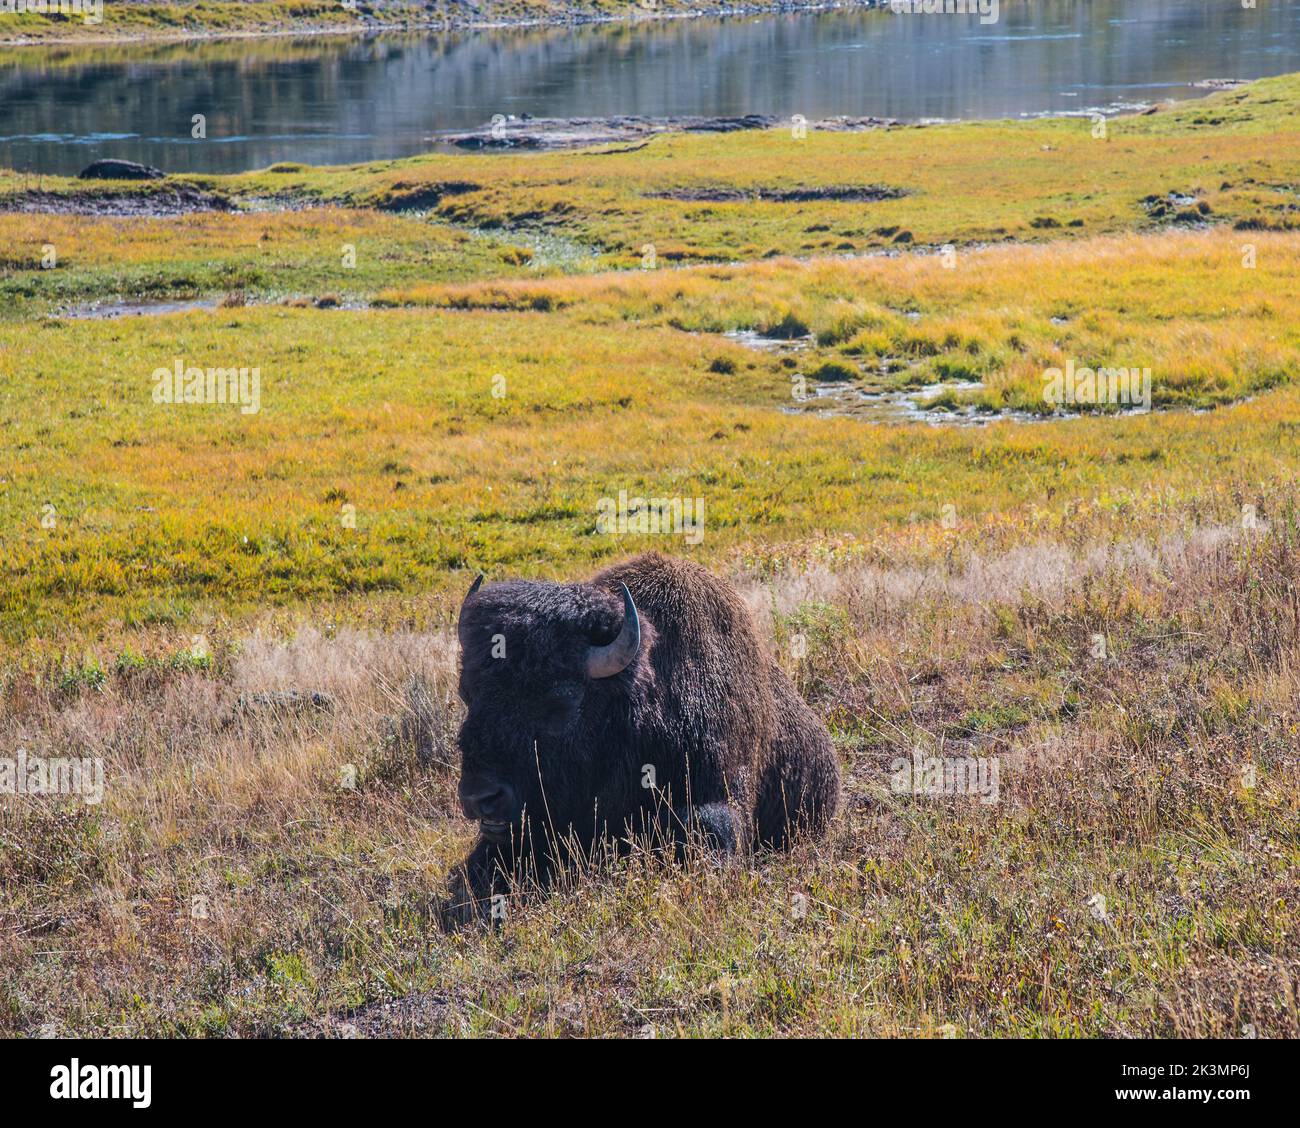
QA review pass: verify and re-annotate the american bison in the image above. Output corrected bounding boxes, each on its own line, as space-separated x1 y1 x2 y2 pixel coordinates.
440 552 839 927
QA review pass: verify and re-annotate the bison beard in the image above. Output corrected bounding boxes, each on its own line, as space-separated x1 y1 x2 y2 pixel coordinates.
439 552 840 929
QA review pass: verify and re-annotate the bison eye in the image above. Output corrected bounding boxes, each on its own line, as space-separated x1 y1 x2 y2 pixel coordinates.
538 683 581 726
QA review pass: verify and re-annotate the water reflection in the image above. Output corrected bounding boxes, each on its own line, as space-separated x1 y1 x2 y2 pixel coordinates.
0 0 1295 175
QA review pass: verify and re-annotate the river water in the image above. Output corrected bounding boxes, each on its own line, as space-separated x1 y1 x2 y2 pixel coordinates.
1 0 1296 175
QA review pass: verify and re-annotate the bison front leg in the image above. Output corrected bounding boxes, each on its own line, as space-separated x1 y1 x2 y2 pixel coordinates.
437 838 510 931
674 801 744 859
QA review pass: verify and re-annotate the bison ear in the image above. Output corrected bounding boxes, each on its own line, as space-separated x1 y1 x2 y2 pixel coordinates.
457 574 484 644
586 583 640 679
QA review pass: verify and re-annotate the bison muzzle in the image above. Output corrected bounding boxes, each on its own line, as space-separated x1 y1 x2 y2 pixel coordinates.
440 552 839 927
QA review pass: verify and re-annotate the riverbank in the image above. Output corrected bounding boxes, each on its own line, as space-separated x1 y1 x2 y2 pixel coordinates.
0 0 862 47
4 73 1296 274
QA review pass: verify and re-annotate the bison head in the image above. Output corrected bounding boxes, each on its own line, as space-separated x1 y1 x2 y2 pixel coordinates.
454 575 643 845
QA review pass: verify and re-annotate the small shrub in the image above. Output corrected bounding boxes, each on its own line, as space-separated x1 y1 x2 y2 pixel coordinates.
808 361 858 383
760 310 810 340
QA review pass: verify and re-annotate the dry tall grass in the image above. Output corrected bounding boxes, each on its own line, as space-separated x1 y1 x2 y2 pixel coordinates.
4 508 1296 1037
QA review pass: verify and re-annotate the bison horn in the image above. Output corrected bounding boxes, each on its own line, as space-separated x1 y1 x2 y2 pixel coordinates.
587 583 640 679
457 574 484 641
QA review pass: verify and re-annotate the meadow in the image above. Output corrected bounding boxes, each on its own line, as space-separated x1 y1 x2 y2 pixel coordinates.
4 502 1297 1036
0 72 1297 1037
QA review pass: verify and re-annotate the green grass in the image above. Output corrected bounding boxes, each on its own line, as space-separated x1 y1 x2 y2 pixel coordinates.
4 229 1300 652
0 208 544 312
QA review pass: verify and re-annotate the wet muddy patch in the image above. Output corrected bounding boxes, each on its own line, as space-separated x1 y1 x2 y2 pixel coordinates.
52 294 371 319
1142 190 1214 225
791 377 1034 426
788 371 1170 426
720 330 1161 427
724 328 816 352
54 297 224 320
438 113 898 151
651 184 907 204
0 185 234 218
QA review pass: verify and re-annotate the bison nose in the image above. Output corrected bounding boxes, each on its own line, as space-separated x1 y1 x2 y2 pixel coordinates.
459 777 513 822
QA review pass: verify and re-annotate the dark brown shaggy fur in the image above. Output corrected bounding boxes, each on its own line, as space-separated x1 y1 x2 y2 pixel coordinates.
441 552 839 927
